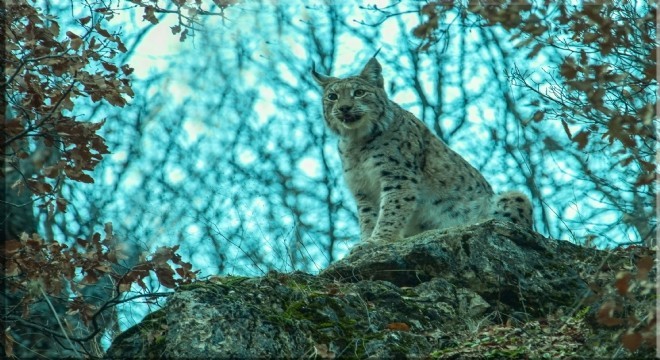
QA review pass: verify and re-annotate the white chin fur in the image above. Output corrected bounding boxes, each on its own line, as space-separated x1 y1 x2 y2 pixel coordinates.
341 120 365 130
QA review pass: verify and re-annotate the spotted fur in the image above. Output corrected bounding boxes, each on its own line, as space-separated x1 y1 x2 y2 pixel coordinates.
312 56 533 244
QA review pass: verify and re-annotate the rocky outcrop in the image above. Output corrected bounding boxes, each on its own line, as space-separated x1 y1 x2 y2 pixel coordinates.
105 221 656 359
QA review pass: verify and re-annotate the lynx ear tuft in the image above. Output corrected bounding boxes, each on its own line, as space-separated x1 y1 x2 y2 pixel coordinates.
311 62 335 87
359 57 384 88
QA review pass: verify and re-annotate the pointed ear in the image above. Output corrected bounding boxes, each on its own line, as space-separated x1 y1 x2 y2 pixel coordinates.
359 57 384 88
311 62 336 87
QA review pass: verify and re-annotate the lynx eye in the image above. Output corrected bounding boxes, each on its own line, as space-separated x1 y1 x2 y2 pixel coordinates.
354 89 366 97
326 93 338 101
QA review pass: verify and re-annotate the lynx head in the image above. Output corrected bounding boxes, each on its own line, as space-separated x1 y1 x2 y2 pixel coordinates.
311 57 391 137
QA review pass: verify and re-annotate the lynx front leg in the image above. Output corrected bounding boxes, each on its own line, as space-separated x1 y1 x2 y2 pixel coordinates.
370 180 418 242
355 193 378 241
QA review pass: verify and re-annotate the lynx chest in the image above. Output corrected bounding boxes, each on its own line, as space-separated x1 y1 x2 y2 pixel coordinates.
338 141 391 202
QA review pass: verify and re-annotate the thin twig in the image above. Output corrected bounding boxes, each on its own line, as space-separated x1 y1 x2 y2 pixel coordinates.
40 286 81 358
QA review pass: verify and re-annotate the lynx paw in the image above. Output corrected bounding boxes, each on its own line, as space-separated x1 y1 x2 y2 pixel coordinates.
350 235 396 253
366 235 396 243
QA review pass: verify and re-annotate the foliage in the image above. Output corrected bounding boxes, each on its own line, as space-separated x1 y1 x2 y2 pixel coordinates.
413 0 657 245
3 0 132 214
1 0 232 357
589 247 657 353
3 1 133 355
128 0 238 41
1 225 197 358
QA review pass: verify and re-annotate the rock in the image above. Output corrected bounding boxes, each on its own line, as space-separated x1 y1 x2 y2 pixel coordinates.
105 221 656 359
323 220 589 318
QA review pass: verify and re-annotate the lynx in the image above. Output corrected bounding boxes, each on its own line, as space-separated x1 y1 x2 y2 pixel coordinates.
311 55 533 244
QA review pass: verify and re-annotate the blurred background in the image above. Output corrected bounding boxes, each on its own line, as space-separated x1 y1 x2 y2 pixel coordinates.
47 0 653 270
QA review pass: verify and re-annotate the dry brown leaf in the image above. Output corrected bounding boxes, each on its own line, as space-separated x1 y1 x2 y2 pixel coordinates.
386 322 411 331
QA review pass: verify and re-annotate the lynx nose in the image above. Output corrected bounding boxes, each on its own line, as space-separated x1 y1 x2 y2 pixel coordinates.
339 105 352 113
